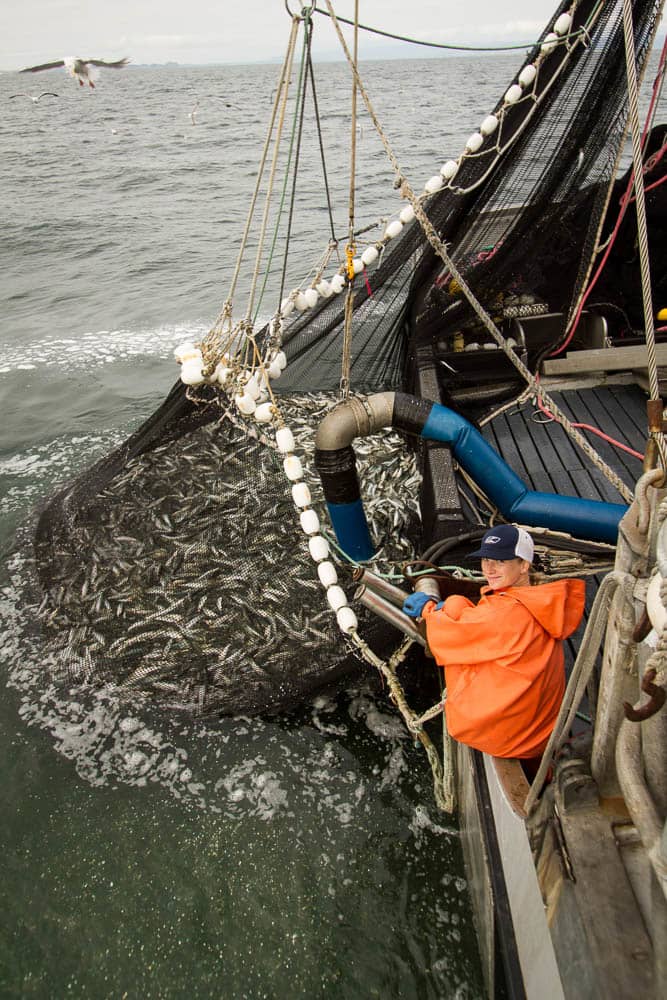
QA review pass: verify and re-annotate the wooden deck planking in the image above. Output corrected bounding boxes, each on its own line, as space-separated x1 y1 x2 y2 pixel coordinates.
482 385 648 503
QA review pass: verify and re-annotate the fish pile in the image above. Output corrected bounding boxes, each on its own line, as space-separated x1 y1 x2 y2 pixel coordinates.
30 393 422 717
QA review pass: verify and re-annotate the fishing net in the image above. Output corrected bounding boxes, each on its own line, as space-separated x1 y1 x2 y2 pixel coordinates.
21 0 667 716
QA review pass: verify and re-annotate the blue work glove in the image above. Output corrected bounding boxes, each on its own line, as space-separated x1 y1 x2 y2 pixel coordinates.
402 592 436 618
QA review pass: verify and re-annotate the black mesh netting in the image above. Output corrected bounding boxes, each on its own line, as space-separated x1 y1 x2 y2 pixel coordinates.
24 0 666 716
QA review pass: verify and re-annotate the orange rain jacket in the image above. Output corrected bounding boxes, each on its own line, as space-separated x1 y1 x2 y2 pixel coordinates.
422 579 586 759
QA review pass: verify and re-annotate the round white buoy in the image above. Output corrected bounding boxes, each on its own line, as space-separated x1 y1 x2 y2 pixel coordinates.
283 454 303 481
424 175 443 194
317 561 338 587
254 401 273 423
465 131 484 153
274 350 287 370
174 342 200 363
352 258 364 275
518 63 537 87
504 83 523 104
330 273 346 294
268 360 282 379
361 245 380 266
294 291 308 311
276 427 295 453
300 509 320 535
440 159 459 180
541 32 559 54
304 287 319 308
316 279 332 297
399 204 415 224
280 296 295 317
308 534 330 562
384 219 404 239
292 482 311 508
554 13 572 36
235 392 256 415
180 358 205 385
480 115 499 137
336 605 358 634
326 585 347 612
214 362 232 386
244 376 261 400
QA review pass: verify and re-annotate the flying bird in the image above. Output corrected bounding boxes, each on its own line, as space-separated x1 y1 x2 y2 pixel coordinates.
19 57 130 89
9 92 59 103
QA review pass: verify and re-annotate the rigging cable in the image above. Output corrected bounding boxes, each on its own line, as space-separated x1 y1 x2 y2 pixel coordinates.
323 0 635 504
622 0 667 469
310 3 552 53
340 0 360 399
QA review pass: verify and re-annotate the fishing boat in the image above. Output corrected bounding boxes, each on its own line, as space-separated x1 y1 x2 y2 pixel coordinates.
26 1 666 996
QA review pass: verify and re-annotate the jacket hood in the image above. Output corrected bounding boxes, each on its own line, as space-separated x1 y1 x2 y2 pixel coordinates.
484 578 586 640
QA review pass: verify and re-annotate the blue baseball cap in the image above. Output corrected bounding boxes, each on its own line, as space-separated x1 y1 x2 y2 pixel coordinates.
468 524 534 562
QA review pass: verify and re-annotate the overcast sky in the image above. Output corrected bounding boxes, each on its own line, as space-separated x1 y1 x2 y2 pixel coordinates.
0 1 584 71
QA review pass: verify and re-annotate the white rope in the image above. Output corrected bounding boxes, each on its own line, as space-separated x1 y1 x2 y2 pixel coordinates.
622 0 667 470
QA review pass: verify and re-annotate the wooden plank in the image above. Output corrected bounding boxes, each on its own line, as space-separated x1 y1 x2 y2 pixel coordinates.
542 343 667 375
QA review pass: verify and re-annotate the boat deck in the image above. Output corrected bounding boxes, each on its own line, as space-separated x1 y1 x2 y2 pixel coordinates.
482 379 646 506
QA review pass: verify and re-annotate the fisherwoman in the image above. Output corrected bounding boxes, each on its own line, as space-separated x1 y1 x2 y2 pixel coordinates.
402 524 586 766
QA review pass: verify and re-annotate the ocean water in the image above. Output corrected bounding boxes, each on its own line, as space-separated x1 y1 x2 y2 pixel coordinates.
0 45 660 998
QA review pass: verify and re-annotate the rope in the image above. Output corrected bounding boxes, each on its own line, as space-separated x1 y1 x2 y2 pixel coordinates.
218 16 299 319
339 1 360 399
311 4 565 54
324 0 634 505
257 9 314 322
347 630 454 813
622 0 667 468
523 569 636 815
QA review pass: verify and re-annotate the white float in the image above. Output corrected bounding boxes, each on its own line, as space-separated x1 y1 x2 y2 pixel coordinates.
554 13 572 36
480 115 499 137
384 219 404 239
440 159 459 180
308 535 330 562
304 288 319 308
336 605 358 634
283 454 303 480
465 131 484 153
292 482 311 508
399 204 415 224
326 585 348 612
361 245 380 266
317 561 338 587
235 392 256 415
180 358 205 385
424 175 443 194
276 427 295 453
504 83 523 104
300 509 320 535
519 63 537 87
254 401 273 423
541 32 559 54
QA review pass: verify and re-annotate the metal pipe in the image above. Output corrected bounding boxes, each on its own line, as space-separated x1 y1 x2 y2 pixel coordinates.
351 567 409 608
354 584 425 646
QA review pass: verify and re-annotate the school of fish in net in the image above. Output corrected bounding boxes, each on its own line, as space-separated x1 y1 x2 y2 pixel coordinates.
19 392 422 717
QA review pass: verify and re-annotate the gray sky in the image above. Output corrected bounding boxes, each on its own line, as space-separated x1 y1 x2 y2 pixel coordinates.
1 1 575 71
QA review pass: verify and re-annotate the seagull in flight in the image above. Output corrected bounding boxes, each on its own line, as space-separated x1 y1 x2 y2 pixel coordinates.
19 57 130 89
10 92 59 103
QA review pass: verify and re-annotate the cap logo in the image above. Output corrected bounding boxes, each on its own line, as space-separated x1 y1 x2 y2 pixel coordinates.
486 535 501 544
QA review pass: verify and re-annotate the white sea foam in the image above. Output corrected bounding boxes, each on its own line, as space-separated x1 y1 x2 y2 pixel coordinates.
0 322 211 374
1 549 425 826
